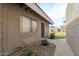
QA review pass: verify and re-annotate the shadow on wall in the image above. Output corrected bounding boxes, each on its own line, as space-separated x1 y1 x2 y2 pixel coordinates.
67 17 79 56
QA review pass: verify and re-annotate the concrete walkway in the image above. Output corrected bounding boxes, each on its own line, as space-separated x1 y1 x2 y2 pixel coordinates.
48 39 74 56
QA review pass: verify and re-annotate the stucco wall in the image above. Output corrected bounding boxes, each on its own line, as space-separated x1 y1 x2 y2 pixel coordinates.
66 3 79 55
49 26 58 34
1 4 49 55
0 4 1 55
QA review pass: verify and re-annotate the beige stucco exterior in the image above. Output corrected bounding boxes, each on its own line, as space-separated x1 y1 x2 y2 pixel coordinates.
0 3 51 55
49 26 58 34
66 3 79 56
0 4 1 55
60 26 66 32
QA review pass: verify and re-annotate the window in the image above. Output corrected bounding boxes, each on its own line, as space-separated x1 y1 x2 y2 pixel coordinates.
31 20 37 32
20 16 31 32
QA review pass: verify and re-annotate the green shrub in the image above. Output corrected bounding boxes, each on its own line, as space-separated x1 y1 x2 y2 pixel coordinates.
41 39 49 46
21 49 38 56
49 33 55 39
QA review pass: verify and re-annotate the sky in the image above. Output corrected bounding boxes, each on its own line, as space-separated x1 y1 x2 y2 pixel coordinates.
38 3 67 28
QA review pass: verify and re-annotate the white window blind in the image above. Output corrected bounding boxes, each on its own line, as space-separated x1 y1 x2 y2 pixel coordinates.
32 20 37 32
20 16 31 32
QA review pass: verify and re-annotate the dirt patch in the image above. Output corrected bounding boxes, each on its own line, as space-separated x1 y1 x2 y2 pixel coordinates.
21 40 56 56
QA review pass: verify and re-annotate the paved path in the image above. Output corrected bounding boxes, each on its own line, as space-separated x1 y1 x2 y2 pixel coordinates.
48 39 74 56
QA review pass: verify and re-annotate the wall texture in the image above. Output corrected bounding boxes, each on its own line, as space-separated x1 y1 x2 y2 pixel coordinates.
0 4 1 55
66 3 79 55
0 4 49 55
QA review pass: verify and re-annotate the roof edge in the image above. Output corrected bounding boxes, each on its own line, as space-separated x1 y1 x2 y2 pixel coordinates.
35 3 53 24
24 3 53 24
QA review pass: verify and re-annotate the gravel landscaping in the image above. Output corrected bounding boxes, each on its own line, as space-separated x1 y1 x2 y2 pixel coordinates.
21 40 56 56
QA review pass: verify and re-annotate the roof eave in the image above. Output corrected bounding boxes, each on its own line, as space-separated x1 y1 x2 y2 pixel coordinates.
24 3 53 24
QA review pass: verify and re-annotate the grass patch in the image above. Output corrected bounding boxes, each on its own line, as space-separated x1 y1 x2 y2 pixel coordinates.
54 32 66 39
49 32 66 39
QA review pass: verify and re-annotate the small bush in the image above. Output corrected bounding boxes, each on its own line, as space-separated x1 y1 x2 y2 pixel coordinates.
49 33 55 39
41 39 49 46
21 49 38 56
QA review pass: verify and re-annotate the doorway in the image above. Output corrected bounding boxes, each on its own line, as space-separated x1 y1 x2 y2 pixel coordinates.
41 23 45 38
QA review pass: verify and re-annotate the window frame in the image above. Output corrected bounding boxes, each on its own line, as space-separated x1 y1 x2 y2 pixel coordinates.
20 16 31 33
31 20 38 32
